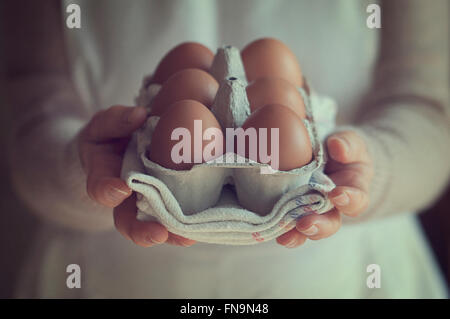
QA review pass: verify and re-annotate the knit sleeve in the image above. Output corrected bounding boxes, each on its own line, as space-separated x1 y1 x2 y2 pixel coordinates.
6 75 115 232
350 0 450 220
3 1 114 232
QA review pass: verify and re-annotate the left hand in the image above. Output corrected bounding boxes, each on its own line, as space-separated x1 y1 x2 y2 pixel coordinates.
276 130 374 248
78 104 195 247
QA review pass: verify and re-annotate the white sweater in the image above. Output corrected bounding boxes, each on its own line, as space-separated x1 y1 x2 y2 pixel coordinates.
4 0 449 298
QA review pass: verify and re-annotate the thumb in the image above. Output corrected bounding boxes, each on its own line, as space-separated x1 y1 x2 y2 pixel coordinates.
81 105 147 207
84 105 148 143
326 130 369 164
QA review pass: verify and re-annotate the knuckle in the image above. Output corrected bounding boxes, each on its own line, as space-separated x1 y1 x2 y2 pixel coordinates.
85 111 105 140
345 170 363 187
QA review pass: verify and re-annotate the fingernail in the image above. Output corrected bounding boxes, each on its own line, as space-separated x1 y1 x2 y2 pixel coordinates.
144 235 157 245
284 238 298 248
329 136 348 158
148 227 167 244
333 192 349 206
106 185 130 202
301 224 319 236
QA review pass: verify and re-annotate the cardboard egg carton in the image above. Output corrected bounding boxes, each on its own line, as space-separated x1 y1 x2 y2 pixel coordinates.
134 45 325 216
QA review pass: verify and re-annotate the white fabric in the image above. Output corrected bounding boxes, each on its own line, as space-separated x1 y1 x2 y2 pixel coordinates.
13 0 447 298
130 170 334 244
15 214 447 298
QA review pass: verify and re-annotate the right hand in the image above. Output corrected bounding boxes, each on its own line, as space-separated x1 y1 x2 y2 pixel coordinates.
78 105 196 247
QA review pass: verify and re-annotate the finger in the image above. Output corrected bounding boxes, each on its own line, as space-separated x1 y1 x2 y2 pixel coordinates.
130 219 169 248
276 228 307 248
166 233 197 247
328 186 369 217
85 145 132 206
84 142 126 175
326 131 370 165
113 194 138 241
84 105 147 143
327 164 373 192
296 209 341 240
114 195 170 247
79 137 130 173
87 175 131 208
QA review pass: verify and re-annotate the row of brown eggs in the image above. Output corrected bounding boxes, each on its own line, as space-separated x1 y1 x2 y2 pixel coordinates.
146 38 313 171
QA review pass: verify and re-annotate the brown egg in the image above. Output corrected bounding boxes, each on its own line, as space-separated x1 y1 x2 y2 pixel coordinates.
148 100 224 170
246 77 306 119
241 38 303 87
238 104 312 171
151 42 214 85
149 69 219 116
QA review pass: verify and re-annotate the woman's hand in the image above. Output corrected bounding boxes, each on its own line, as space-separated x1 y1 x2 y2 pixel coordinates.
276 130 374 248
78 105 196 247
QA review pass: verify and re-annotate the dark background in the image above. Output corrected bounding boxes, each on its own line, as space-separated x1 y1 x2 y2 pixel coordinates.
0 15 37 295
0 69 38 299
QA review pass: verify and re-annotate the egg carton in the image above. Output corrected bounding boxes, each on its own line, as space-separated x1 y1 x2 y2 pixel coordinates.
122 45 337 245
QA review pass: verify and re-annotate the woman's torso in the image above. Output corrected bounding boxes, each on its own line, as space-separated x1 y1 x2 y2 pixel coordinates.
15 0 447 298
